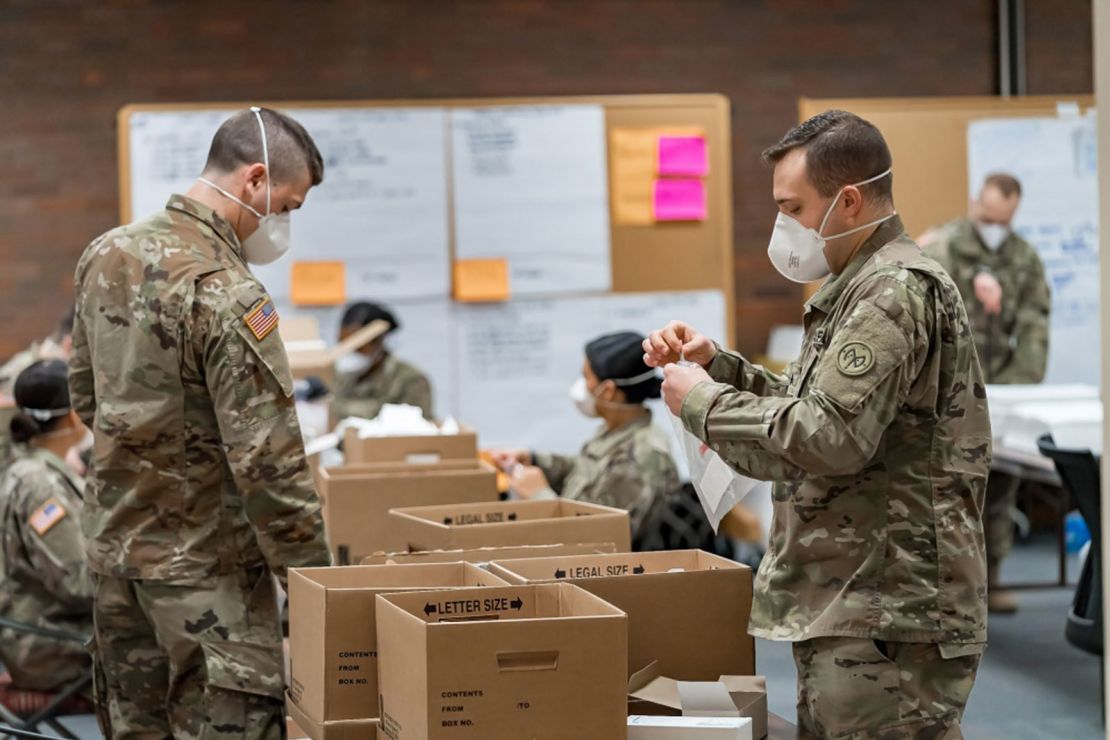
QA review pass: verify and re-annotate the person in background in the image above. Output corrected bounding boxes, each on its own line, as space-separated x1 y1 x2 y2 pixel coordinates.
0 360 93 692
1 308 78 472
647 111 988 738
0 307 75 400
333 301 434 420
922 173 1051 615
70 106 331 738
489 332 679 543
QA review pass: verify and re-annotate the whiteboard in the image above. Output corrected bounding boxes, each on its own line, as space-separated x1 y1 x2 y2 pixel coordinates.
128 107 452 300
453 290 727 456
967 113 1099 385
451 105 612 296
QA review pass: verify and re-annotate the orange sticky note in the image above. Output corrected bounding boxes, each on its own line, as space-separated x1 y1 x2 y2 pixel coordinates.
454 258 510 303
291 261 346 306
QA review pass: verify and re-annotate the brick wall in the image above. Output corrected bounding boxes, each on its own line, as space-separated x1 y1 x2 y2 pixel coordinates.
0 0 1092 359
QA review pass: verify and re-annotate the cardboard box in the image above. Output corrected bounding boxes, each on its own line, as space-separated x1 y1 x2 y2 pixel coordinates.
389 499 632 553
282 317 390 387
288 563 507 723
628 663 768 740
376 583 628 740
287 692 381 740
489 550 754 680
287 716 309 740
628 716 752 739
359 542 618 566
319 461 499 564
343 424 479 464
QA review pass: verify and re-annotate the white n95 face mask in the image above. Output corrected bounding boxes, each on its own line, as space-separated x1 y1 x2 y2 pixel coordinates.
335 352 372 376
975 222 1009 252
570 377 599 418
198 107 291 266
766 168 895 283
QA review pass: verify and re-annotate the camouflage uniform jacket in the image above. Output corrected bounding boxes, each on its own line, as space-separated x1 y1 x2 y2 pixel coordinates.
534 414 678 540
0 446 93 688
333 354 433 421
682 217 990 645
925 218 1050 384
69 195 330 587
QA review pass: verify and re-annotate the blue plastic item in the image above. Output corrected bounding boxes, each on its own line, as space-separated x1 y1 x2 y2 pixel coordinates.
1065 510 1091 554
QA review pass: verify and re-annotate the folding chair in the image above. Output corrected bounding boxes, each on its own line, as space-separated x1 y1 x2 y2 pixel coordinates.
0 616 92 740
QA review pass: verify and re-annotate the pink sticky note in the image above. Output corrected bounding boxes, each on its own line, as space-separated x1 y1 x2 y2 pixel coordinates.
658 135 708 176
653 179 707 221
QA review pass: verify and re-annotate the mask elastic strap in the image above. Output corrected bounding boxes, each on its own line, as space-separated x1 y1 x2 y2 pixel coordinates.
823 212 899 242
612 369 659 387
21 406 70 423
250 106 271 217
818 168 893 236
197 177 264 219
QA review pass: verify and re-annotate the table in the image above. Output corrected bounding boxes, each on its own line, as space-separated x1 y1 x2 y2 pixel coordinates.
991 442 1070 589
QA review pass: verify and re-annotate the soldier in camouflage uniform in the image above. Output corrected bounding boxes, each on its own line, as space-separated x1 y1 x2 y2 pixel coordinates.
332 301 434 421
647 111 989 739
490 332 679 542
69 107 331 738
0 309 75 471
0 360 93 691
923 173 1050 614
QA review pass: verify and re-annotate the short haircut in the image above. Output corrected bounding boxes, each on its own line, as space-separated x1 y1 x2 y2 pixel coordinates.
982 172 1022 199
203 107 324 186
762 109 893 203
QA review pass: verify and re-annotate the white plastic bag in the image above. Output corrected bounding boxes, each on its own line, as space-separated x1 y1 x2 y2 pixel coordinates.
668 409 759 533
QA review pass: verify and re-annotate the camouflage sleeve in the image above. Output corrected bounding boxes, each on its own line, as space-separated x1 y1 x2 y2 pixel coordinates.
921 234 954 275
586 447 677 536
400 372 434 421
707 345 789 397
195 286 331 588
534 453 576 493
681 273 928 480
994 256 1051 384
15 478 92 610
67 303 96 429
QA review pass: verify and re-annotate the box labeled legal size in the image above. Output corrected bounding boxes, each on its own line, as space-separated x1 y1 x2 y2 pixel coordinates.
489 550 754 679
343 424 478 464
388 499 632 553
376 583 628 740
318 461 498 564
287 692 381 740
359 542 618 566
288 563 507 723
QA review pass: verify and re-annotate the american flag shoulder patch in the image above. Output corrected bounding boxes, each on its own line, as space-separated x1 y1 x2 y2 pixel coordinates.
244 297 279 341
29 498 67 536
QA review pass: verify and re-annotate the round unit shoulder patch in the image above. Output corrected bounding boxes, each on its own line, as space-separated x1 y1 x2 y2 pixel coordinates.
836 341 876 376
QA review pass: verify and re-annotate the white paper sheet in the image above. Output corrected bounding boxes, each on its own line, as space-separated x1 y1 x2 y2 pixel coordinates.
451 105 611 296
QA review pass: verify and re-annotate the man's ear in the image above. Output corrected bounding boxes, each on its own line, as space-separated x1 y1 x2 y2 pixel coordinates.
841 185 865 219
244 162 267 190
